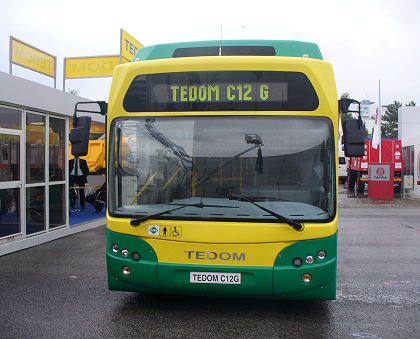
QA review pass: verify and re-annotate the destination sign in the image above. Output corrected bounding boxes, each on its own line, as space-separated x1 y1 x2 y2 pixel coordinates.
123 71 318 112
152 82 287 103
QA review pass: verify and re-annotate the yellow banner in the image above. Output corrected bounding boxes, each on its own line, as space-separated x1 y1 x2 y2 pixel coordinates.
11 38 56 77
64 55 120 78
120 29 143 62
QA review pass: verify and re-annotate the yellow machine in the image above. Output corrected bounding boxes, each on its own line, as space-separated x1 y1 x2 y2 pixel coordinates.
69 140 105 173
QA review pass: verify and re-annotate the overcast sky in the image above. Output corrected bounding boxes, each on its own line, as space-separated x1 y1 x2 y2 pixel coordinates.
1 0 419 106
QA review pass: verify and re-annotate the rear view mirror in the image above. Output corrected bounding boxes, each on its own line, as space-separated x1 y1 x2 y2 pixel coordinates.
342 119 364 157
70 116 91 156
70 101 107 157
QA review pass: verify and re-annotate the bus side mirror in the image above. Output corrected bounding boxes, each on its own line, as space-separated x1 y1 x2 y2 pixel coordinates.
70 116 91 156
342 119 364 157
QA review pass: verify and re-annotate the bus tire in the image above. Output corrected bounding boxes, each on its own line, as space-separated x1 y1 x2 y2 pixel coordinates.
356 177 365 193
348 171 356 190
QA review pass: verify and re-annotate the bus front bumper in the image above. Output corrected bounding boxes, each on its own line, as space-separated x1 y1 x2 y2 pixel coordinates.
106 229 337 300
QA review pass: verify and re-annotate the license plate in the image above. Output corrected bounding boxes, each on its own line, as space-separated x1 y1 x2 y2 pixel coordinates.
190 272 241 284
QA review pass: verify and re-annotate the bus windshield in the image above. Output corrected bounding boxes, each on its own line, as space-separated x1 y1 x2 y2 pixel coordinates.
109 116 335 222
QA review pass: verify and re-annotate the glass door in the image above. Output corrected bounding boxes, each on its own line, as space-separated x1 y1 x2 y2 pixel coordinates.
48 116 66 229
26 112 46 235
0 106 22 241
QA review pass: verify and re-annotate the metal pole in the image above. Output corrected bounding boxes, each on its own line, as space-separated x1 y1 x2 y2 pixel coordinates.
54 56 57 89
379 80 382 163
9 36 13 74
63 57 66 91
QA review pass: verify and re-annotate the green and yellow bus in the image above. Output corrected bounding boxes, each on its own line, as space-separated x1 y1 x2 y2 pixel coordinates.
72 40 364 299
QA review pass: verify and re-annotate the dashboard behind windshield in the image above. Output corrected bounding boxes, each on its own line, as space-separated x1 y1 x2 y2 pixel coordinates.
109 116 335 222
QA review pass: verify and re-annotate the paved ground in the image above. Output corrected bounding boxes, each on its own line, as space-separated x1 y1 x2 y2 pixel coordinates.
0 185 419 338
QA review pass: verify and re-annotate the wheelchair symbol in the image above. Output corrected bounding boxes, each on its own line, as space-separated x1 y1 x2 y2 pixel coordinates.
171 226 182 237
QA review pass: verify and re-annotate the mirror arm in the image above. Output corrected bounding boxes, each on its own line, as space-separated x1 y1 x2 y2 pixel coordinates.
339 98 361 120
74 101 108 118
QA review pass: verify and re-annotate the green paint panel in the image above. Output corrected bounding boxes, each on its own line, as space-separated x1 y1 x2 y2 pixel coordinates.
273 233 337 300
136 40 323 61
107 229 158 292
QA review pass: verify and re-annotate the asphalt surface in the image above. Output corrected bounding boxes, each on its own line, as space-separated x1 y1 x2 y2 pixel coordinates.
1 187 419 339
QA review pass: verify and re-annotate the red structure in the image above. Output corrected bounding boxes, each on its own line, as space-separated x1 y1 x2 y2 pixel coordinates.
347 139 403 194
367 163 395 198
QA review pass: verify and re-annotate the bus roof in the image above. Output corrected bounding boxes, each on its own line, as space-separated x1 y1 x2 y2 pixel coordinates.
134 40 323 61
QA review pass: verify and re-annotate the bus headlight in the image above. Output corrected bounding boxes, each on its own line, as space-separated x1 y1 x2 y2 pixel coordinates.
293 258 303 267
112 244 119 253
132 252 141 261
302 273 312 283
317 250 327 260
121 249 129 258
305 255 315 264
122 266 131 275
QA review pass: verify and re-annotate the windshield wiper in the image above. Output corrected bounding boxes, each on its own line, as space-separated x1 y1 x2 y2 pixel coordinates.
131 200 240 226
229 194 304 231
130 203 204 226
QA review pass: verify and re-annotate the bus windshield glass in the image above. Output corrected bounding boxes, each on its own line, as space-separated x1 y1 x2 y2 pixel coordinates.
109 116 335 222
